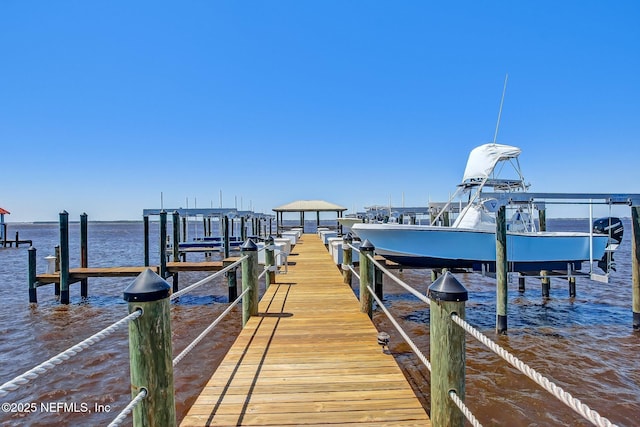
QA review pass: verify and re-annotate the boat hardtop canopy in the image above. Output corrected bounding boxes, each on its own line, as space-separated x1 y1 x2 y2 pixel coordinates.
461 143 522 183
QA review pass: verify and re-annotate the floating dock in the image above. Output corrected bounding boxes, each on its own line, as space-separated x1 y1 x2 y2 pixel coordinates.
180 233 430 426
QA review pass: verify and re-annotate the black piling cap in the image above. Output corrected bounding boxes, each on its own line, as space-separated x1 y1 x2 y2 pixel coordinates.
343 233 353 243
360 239 375 251
428 271 468 302
241 239 258 251
266 235 274 244
123 268 171 302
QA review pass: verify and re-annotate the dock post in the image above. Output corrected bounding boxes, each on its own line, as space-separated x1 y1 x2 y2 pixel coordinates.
428 271 467 427
159 210 167 279
241 240 258 326
541 270 550 298
568 277 576 298
28 246 37 303
374 264 383 300
181 217 187 243
123 269 176 427
80 213 88 299
538 208 547 231
265 236 275 290
59 211 70 304
359 239 375 318
496 205 508 334
518 274 526 292
224 259 238 301
143 216 150 267
223 216 230 259
54 245 61 296
431 269 439 283
342 234 353 286
241 217 246 241
632 206 640 330
171 211 180 293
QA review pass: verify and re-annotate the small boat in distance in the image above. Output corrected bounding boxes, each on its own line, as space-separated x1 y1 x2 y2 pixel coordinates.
351 143 623 274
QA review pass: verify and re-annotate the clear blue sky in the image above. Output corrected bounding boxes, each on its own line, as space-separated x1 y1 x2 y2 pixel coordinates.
1 1 638 222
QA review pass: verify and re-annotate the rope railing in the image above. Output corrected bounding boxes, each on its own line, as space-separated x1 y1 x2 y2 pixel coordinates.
0 309 143 398
451 313 619 427
353 248 618 427
107 388 147 427
368 254 431 305
449 390 483 427
173 287 250 367
366 284 431 371
171 255 247 300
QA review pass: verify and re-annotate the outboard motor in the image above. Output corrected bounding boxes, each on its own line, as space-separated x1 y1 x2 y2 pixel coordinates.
593 217 624 272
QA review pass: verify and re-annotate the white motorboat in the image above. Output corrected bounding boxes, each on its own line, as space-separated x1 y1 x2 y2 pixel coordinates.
351 143 623 273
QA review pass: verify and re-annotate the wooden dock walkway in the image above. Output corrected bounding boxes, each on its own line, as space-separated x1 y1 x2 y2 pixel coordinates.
180 233 430 426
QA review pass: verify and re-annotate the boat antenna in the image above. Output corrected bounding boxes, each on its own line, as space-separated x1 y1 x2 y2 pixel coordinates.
492 73 509 145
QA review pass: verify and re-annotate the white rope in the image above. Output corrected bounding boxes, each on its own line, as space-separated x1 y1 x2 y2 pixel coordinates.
451 314 619 427
0 309 142 398
258 267 267 280
367 285 431 372
171 255 247 300
173 287 249 367
449 390 483 427
107 388 147 427
368 254 431 306
348 265 360 281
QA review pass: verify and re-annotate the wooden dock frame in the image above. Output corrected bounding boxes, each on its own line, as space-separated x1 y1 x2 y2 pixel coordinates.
28 211 231 304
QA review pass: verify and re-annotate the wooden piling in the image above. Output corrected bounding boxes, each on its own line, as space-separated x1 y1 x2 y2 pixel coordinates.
265 236 275 290
143 216 150 267
632 206 640 330
541 270 550 298
538 208 546 231
374 265 383 300
159 211 167 279
241 240 258 326
59 211 70 304
518 274 526 292
171 211 180 293
223 216 230 259
28 247 37 303
123 269 176 427
496 205 508 334
342 234 353 286
80 213 88 299
429 271 468 427
359 240 375 319
224 259 238 301
568 277 576 298
54 245 61 296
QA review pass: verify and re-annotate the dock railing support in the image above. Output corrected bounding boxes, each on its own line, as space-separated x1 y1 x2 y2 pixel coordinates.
632 206 640 330
28 247 37 303
241 239 258 327
80 213 88 299
429 271 468 427
496 205 508 334
59 211 70 304
342 234 353 286
265 236 275 290
124 269 176 427
359 239 375 318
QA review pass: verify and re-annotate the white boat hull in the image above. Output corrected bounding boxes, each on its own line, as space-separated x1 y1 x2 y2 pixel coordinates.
351 223 609 271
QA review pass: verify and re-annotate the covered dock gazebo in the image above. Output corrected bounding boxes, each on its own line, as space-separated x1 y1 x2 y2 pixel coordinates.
273 200 347 234
0 207 9 241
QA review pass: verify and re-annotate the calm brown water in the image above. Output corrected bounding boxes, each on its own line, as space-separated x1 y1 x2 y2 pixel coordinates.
0 220 638 426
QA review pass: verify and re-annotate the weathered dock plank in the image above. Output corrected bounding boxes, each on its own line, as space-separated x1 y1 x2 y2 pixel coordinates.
180 233 430 426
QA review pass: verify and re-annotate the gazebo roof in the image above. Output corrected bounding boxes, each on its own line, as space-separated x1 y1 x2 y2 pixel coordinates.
0 208 10 215
272 200 347 212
